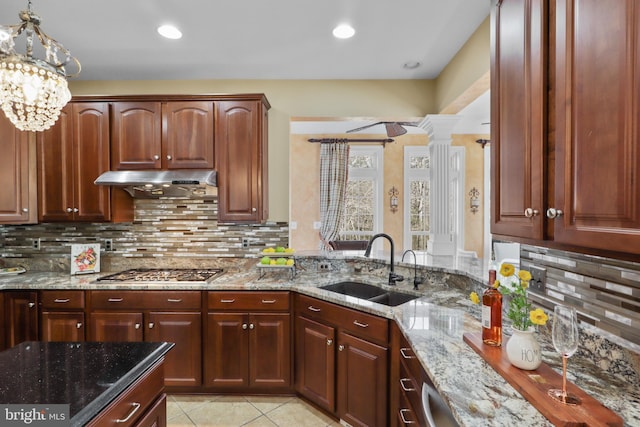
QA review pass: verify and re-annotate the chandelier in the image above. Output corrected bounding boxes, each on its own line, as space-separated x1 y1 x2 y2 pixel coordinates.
0 0 80 132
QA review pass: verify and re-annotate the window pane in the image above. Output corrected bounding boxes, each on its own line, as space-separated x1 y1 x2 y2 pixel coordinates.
350 155 374 169
410 155 430 170
410 181 429 232
343 180 374 233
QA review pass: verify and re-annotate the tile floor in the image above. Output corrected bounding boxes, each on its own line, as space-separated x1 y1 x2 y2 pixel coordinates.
167 395 342 427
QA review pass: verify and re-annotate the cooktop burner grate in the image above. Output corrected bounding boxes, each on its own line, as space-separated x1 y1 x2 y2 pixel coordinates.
97 268 224 282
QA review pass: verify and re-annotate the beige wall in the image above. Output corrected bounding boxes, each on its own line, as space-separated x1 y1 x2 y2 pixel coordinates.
69 79 437 222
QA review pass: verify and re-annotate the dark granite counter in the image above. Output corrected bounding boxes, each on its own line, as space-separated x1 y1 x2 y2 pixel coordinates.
0 341 173 427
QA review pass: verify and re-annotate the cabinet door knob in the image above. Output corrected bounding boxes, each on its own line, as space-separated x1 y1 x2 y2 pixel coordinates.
327 339 333 346
134 323 141 329
249 323 255 330
546 208 564 219
76 322 82 329
66 208 73 213
524 208 539 218
166 155 172 160
338 344 345 351
148 322 154 329
73 208 79 213
22 208 28 213
28 302 35 308
242 323 248 330
252 207 257 212
153 154 160 160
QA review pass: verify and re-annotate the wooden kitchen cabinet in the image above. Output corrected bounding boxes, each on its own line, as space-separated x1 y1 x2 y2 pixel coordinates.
295 294 389 427
37 102 111 222
111 100 214 171
204 291 291 391
491 0 640 257
40 290 86 342
0 113 37 224
88 291 202 388
215 97 269 223
4 291 38 348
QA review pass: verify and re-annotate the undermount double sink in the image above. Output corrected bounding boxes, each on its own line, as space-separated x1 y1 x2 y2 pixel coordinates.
319 281 419 307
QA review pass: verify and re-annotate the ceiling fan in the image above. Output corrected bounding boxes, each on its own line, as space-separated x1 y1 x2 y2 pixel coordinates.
346 121 421 137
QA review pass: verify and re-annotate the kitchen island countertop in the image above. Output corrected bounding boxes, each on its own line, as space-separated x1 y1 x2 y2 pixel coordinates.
0 264 638 426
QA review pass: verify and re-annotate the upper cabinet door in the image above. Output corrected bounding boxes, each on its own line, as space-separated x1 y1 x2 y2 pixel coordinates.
553 0 640 253
0 114 36 224
111 102 163 170
490 0 547 240
163 101 214 169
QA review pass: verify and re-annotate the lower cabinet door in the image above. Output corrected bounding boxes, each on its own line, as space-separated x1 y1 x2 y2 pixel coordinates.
41 311 85 342
205 312 249 388
337 331 388 427
295 315 336 412
147 312 202 387
89 312 144 342
249 312 291 388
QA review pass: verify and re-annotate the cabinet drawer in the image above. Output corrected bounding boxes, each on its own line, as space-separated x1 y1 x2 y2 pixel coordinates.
207 291 289 311
398 333 424 380
296 294 388 345
86 360 164 427
40 290 85 309
90 291 201 310
399 356 423 422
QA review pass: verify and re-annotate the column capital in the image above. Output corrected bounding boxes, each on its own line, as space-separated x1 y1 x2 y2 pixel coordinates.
418 114 461 142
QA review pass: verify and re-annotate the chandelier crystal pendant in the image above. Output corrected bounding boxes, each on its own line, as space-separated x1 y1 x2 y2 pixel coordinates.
0 0 80 132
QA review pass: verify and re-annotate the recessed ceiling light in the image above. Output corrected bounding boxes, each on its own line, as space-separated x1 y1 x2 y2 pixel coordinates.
403 61 421 69
333 24 355 39
157 24 182 40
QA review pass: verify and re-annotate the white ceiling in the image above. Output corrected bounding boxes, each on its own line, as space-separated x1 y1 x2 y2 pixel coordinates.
0 0 490 81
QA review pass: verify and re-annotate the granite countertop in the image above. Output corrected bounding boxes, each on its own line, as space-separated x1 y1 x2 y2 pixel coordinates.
0 341 174 427
0 263 638 426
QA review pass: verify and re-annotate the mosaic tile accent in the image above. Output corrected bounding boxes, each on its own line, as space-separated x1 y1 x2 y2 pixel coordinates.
0 197 288 272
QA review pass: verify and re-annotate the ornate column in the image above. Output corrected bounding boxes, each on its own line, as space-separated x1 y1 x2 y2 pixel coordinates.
419 114 460 261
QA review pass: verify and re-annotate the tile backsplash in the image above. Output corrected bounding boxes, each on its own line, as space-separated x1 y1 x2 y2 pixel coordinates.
0 197 288 271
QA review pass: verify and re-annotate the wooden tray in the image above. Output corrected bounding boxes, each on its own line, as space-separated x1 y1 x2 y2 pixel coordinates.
463 332 623 427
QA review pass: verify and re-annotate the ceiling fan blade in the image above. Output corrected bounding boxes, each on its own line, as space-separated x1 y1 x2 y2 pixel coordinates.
385 122 407 137
346 121 384 133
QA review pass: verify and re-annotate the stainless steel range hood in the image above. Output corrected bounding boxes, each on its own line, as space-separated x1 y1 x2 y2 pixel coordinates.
94 170 217 198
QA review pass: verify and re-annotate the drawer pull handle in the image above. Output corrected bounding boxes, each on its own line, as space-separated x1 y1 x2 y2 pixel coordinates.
353 320 369 328
400 348 415 359
400 378 415 392
327 339 333 346
399 409 415 424
148 322 154 329
116 402 141 423
261 299 277 304
28 302 36 308
76 322 82 329
220 299 236 303
307 305 321 312
54 298 70 303
108 298 124 303
167 298 182 303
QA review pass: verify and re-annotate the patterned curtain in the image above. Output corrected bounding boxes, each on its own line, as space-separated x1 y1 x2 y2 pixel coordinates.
318 142 350 250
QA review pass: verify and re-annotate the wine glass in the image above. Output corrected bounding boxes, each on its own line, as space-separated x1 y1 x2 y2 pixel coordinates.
548 304 581 405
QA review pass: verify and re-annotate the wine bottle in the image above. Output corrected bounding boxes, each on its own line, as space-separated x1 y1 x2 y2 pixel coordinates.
482 255 502 346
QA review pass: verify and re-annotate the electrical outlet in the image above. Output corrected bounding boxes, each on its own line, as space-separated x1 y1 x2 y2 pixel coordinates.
318 261 331 272
104 239 113 251
32 238 40 250
242 238 250 248
529 265 547 293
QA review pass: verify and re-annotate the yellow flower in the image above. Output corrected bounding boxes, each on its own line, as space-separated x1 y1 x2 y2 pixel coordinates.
530 308 548 326
492 279 500 289
500 263 515 278
518 270 532 282
470 292 480 304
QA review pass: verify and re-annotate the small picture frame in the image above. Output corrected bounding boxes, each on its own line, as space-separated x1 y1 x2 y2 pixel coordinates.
71 243 101 275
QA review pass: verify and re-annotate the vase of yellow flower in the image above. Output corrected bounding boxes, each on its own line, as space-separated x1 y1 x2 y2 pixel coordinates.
497 263 549 370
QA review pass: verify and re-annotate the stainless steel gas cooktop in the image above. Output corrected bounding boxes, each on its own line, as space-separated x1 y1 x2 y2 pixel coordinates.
96 268 224 283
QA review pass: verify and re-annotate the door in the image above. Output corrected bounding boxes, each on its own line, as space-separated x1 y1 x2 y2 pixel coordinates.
163 101 214 169
89 312 144 342
552 0 640 254
41 312 85 342
295 316 336 412
249 313 291 388
337 331 388 427
490 0 547 239
147 311 202 387
111 102 162 170
4 291 38 347
0 113 36 224
205 312 249 388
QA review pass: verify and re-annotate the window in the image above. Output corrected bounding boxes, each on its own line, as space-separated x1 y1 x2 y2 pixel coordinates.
339 146 383 241
404 146 430 252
